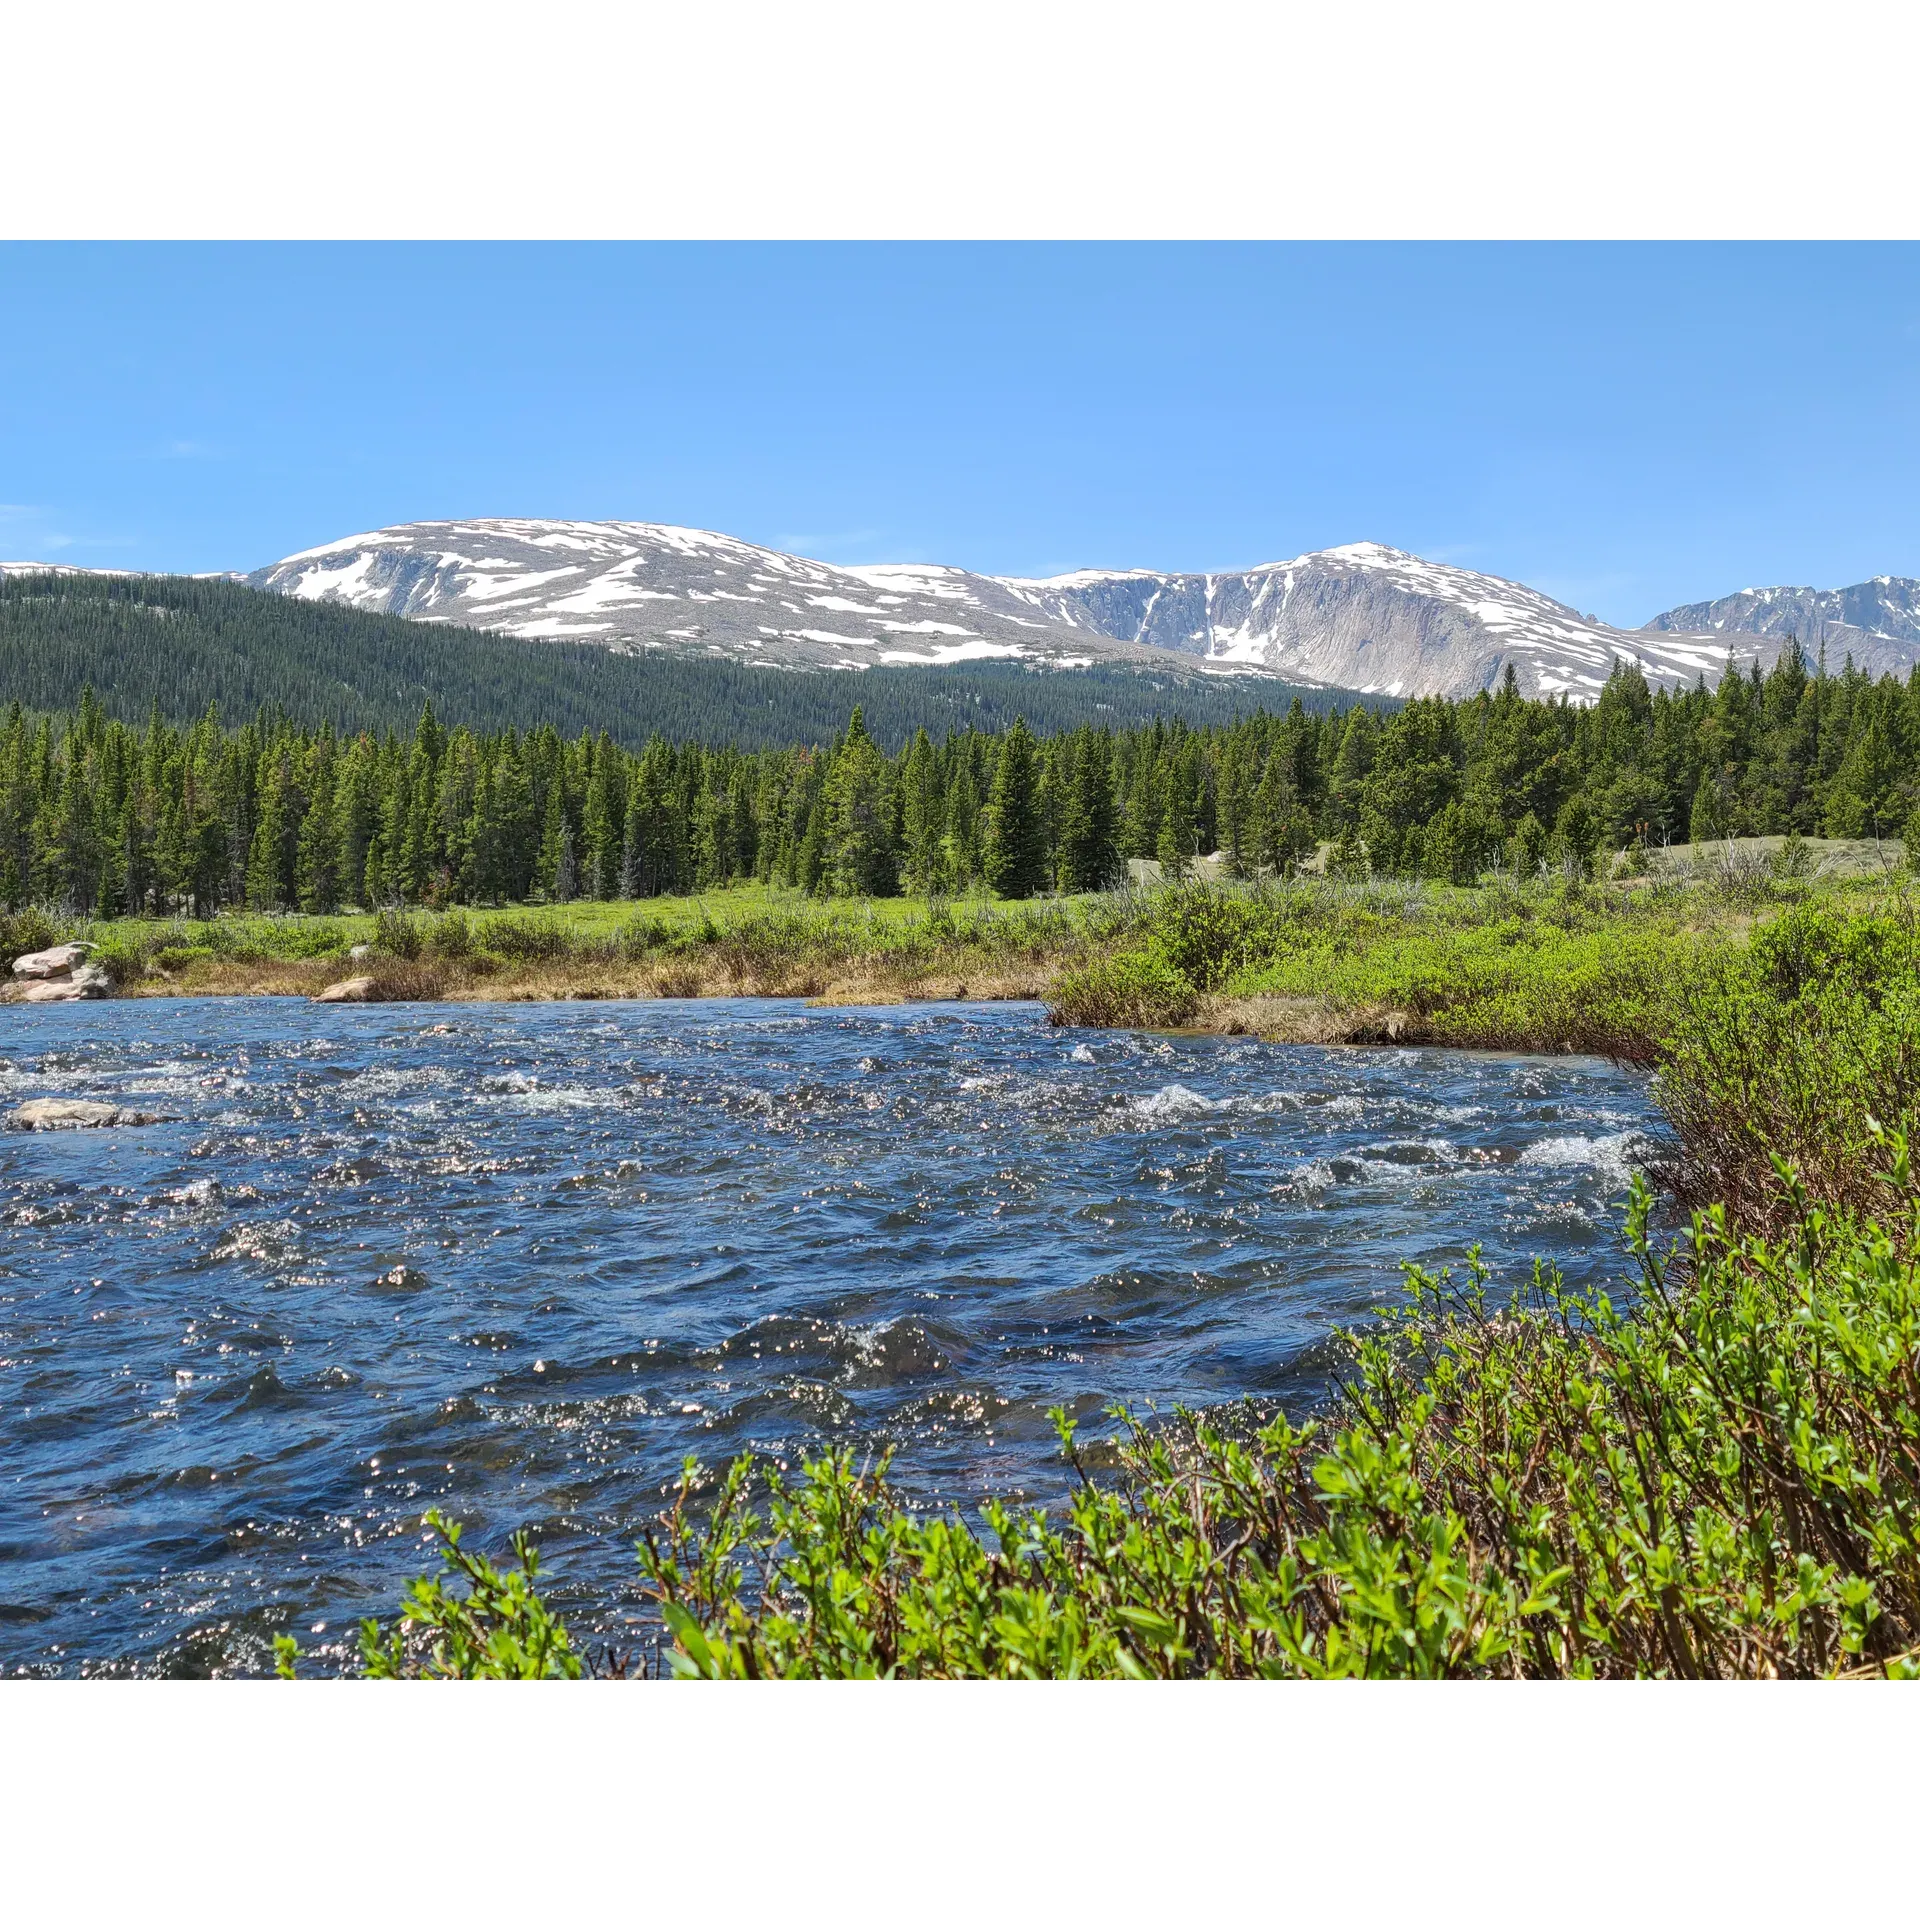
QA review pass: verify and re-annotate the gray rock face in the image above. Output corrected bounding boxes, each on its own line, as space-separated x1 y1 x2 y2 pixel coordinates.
1644 577 1920 682
8 1098 160 1129
249 521 1737 704
1021 545 1736 699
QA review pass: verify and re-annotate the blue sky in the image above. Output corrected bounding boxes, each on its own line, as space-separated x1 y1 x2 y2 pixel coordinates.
3 242 1919 626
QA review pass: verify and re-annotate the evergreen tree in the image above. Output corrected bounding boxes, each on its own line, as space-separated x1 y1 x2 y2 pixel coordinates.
983 717 1048 898
822 708 897 897
1058 727 1118 892
582 734 625 901
294 728 341 912
900 728 945 895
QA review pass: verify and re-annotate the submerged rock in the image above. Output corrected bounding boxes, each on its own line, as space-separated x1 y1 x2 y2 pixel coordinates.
8 1097 165 1130
371 1263 431 1290
312 975 378 1004
11 941 97 980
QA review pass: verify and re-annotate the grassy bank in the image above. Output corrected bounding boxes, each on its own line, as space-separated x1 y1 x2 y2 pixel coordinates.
2 852 1862 1051
1045 869 1760 1058
0 888 1124 1008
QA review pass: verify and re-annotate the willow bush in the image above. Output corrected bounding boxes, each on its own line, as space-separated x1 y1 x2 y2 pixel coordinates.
1049 875 1703 1056
1658 898 1920 1230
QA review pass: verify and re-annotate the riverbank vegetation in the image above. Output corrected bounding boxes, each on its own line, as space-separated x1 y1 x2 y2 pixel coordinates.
0 890 1105 1004
0 842 1881 1030
0 821 1902 1051
21 641 1920 1677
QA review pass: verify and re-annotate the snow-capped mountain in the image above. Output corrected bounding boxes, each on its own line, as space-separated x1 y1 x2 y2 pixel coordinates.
0 562 129 578
1644 576 1920 682
247 519 1738 701
244 520 1255 681
1021 543 1733 699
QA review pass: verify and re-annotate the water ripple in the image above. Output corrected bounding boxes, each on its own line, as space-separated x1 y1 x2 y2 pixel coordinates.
0 995 1658 1674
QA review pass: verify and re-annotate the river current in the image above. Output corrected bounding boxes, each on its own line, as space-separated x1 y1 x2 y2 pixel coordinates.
1 997 1656 1675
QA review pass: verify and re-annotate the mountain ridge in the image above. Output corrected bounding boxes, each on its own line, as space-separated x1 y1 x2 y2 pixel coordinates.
1643 575 1920 682
32 522 1920 705
249 519 1761 704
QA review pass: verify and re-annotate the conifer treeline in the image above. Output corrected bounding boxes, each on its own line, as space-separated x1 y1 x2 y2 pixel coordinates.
4 642 1915 915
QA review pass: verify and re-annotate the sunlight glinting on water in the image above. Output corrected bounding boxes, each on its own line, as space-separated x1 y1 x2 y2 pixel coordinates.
0 998 1656 1675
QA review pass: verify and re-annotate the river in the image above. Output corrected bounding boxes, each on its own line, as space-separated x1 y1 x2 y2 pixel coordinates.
1 997 1657 1675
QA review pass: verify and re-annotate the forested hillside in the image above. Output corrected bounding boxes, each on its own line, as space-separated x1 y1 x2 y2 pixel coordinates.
0 572 1306 749
2 638 1914 916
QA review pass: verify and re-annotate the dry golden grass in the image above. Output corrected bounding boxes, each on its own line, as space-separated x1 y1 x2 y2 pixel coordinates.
1190 993 1412 1045
118 948 1071 1008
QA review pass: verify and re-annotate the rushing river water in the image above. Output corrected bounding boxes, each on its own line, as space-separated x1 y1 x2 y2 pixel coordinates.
1 997 1658 1675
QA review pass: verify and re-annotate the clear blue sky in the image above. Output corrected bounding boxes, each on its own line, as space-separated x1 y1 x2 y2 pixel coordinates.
4 242 1919 626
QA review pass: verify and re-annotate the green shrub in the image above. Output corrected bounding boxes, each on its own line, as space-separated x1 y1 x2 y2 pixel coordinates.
0 906 60 969
373 907 424 959
1660 902 1920 1230
426 909 473 959
480 913 571 961
276 1510 580 1680
1048 949 1199 1028
1140 884 1293 990
621 915 675 959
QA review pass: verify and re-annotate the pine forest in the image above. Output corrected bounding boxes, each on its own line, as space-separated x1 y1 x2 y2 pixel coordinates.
3 635 1914 917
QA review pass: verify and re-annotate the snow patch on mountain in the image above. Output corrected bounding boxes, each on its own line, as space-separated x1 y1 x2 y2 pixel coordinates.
248 518 1744 701
247 518 1278 683
1644 576 1920 682
1010 541 1734 699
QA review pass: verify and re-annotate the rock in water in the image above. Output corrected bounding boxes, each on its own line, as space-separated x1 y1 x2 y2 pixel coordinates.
11 942 98 980
8 1098 162 1129
312 975 378 1003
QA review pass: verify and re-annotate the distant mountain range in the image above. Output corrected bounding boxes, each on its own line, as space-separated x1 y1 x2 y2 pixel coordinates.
245 520 1705 701
20 521 1920 707
1645 576 1920 683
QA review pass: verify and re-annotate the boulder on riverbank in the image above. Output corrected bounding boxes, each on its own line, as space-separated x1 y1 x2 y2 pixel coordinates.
15 964 115 1003
11 941 97 980
7 1097 166 1130
312 975 378 1003
5 943 113 1002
